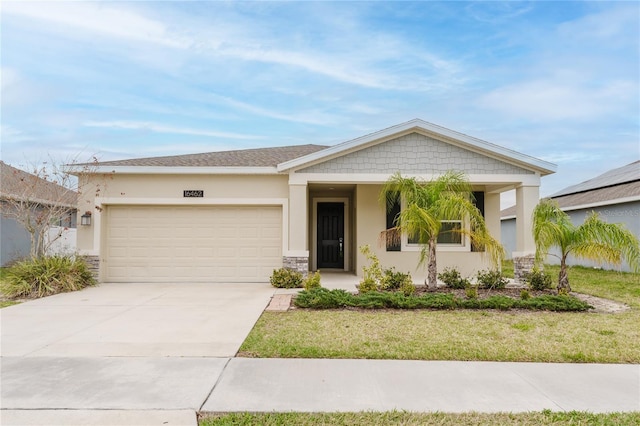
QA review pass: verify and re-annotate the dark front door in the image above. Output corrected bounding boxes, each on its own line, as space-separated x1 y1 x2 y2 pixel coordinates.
317 202 344 269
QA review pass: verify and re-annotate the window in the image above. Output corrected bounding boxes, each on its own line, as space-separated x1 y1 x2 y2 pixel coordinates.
407 221 463 246
391 191 487 252
436 221 462 244
385 194 401 251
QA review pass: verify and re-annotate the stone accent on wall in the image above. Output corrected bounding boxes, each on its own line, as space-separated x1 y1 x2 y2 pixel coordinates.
298 132 534 175
514 254 535 283
283 256 309 277
82 255 100 281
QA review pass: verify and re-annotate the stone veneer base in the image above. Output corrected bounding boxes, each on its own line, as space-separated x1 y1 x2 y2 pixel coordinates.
514 254 535 284
283 256 309 277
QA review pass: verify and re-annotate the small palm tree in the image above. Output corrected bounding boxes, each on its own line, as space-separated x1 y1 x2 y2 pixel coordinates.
532 199 640 292
381 171 504 288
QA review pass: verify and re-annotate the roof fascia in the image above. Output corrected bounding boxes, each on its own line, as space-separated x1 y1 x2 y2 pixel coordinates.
65 166 279 175
277 119 557 175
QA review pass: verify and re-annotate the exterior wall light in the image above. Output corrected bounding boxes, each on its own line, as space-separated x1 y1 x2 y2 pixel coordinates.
80 211 92 226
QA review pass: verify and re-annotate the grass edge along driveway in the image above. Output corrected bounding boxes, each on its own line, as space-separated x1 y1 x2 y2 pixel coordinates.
199 410 640 426
239 265 640 363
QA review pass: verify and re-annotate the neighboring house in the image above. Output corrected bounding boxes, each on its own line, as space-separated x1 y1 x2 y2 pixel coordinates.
0 161 77 266
70 119 556 283
501 160 640 272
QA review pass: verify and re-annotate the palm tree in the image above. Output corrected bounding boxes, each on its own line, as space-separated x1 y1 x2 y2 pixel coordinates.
381 171 504 289
532 199 640 292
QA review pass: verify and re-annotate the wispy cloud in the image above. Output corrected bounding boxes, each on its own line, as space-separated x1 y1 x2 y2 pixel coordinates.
83 121 263 140
2 1 461 91
478 79 637 121
2 2 189 48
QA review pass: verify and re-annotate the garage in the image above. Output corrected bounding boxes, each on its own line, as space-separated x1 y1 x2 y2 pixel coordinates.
104 205 282 282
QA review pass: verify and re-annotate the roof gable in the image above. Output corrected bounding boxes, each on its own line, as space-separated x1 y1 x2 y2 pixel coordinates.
278 119 556 175
296 132 535 175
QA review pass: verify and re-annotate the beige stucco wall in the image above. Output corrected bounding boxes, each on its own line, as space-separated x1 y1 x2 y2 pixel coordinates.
76 173 289 253
354 184 495 280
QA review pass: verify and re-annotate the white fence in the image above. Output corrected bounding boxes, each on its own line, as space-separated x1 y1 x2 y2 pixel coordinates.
46 226 77 256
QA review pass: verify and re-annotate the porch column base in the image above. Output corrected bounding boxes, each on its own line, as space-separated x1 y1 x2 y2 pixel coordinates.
81 255 100 281
283 255 309 277
513 252 535 284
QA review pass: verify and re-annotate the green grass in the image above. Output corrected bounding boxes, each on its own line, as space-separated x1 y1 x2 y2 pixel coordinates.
199 410 640 426
0 267 20 308
0 300 20 308
239 266 640 363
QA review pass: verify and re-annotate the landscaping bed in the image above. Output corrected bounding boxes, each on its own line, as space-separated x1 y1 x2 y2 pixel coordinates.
293 287 592 312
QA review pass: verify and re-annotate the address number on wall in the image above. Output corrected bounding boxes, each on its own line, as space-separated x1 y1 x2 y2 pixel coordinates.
183 190 204 197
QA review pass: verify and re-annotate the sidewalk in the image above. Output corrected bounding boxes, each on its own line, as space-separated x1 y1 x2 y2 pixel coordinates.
203 359 640 413
2 358 639 425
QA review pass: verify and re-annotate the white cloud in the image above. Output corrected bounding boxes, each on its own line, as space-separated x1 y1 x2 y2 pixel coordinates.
2 2 461 91
83 121 263 140
478 79 637 121
210 95 339 126
2 1 189 48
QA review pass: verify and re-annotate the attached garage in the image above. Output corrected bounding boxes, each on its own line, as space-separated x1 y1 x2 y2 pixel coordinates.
104 205 282 282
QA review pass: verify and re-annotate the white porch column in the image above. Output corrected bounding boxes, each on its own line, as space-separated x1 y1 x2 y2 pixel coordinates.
514 184 539 281
285 183 309 275
484 192 501 242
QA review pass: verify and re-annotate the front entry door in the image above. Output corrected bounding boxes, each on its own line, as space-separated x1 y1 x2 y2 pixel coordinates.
317 202 345 269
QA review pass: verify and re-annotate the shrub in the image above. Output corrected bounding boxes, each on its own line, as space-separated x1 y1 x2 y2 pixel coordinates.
476 269 508 289
293 288 592 312
303 271 322 291
525 268 553 291
270 268 303 288
520 290 531 300
380 267 413 291
294 288 353 309
359 245 383 287
465 286 478 299
358 277 378 293
438 267 470 289
0 255 96 299
399 280 416 296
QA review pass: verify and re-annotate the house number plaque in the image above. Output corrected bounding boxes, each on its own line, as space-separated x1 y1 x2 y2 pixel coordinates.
183 190 204 197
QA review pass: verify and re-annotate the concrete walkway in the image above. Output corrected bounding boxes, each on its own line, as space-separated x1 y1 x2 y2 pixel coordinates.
2 359 639 425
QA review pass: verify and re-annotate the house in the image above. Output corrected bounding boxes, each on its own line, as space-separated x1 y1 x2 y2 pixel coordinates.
0 161 77 266
501 160 640 272
70 119 556 283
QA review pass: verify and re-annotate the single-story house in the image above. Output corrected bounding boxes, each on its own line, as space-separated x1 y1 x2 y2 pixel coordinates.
0 161 77 266
70 119 556 283
501 160 640 272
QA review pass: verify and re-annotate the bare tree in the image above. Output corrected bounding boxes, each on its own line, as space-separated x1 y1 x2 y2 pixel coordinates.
0 157 107 259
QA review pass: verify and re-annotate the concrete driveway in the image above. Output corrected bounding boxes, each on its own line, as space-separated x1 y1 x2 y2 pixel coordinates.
1 282 274 357
1 282 274 424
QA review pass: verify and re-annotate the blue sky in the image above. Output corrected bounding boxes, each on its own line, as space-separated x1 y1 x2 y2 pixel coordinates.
2 1 638 207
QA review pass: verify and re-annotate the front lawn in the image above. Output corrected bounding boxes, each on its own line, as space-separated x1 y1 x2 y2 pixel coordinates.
239 265 640 363
200 410 640 426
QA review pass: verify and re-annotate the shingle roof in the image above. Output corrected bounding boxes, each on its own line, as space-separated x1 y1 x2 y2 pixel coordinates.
501 160 640 218
0 161 77 208
94 144 329 167
551 160 639 197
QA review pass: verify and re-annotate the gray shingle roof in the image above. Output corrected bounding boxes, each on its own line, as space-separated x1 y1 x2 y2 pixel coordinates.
551 160 640 197
94 144 329 167
0 161 77 207
501 160 640 217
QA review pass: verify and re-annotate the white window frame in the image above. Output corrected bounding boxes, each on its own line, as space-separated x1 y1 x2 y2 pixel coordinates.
399 198 470 252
